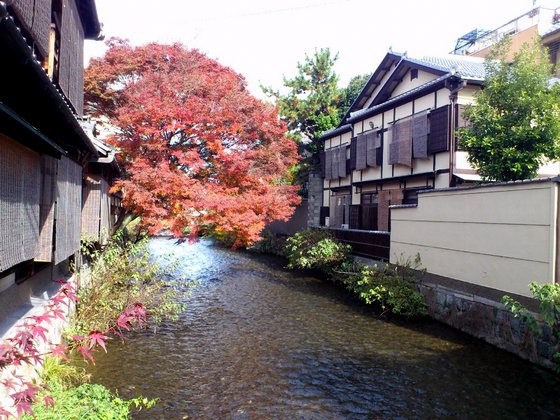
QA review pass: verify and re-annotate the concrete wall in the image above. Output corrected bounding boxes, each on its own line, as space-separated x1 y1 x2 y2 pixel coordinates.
390 179 559 297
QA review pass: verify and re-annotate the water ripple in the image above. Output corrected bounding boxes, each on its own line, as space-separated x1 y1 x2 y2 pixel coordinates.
86 238 560 419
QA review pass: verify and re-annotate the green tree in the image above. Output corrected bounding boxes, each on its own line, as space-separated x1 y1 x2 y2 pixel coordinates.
339 73 370 121
460 37 560 181
262 48 342 179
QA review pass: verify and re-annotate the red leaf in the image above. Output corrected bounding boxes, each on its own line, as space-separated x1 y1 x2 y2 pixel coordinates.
50 345 68 360
77 345 95 365
88 331 109 352
44 395 55 409
116 313 133 330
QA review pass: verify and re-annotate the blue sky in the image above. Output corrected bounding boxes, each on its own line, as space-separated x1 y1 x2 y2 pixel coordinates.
85 0 559 98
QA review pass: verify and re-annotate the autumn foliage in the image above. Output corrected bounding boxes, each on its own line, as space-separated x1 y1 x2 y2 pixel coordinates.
85 39 300 247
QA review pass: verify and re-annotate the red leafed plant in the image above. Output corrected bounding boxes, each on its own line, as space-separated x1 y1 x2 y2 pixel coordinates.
0 278 148 417
85 39 301 248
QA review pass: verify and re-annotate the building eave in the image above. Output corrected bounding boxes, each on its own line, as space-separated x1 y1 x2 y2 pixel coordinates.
319 124 353 141
78 0 102 40
0 5 98 158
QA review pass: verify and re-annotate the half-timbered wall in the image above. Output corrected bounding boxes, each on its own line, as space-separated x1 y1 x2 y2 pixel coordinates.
54 156 82 264
0 135 41 271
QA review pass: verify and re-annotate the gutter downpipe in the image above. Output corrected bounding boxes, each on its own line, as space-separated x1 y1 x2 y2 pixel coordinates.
445 72 466 187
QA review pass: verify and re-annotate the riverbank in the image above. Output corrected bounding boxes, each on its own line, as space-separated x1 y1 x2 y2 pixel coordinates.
255 229 560 371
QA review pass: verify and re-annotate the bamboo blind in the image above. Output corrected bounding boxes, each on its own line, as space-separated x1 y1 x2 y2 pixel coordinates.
0 135 41 272
59 0 85 115
58 0 71 105
54 156 82 265
82 175 115 241
81 175 101 239
11 1 52 60
36 156 57 262
100 178 111 241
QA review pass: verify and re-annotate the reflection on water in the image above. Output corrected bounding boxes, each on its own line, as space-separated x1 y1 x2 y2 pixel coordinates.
87 238 560 419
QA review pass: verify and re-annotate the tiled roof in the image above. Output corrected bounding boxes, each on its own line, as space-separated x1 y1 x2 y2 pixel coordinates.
406 55 486 80
319 124 352 140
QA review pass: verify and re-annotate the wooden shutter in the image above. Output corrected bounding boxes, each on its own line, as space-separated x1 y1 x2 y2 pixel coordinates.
11 0 52 58
319 151 326 178
376 136 383 166
428 105 450 154
81 175 101 239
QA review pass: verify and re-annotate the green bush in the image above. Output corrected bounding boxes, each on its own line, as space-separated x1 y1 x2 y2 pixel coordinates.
340 255 427 318
251 229 288 257
285 230 426 317
22 357 156 419
71 232 185 336
284 229 352 275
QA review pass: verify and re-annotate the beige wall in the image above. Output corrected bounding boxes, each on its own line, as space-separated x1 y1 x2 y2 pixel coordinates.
471 26 539 60
390 180 559 297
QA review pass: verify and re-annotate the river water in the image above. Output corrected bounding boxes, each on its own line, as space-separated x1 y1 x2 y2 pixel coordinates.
87 238 560 419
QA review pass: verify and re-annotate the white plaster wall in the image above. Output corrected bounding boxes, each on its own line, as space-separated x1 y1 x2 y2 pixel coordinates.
390 181 558 297
391 70 436 98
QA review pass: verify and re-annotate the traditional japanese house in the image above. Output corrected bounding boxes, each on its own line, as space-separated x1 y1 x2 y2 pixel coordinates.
319 53 485 242
317 6 560 260
0 1 102 303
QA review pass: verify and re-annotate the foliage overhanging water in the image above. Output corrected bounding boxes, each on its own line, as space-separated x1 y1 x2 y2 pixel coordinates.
86 238 560 419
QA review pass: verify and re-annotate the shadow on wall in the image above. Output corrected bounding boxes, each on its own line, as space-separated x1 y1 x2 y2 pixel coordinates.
267 200 308 236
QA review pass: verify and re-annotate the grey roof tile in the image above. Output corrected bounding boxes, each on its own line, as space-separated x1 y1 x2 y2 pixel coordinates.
407 55 486 79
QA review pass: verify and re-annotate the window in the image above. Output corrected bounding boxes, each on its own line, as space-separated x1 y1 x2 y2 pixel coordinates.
410 68 418 80
402 187 431 205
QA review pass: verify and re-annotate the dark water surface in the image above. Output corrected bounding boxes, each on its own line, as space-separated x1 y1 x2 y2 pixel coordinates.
87 238 560 419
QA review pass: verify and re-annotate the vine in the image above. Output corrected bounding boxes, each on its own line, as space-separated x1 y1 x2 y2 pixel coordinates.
503 282 560 371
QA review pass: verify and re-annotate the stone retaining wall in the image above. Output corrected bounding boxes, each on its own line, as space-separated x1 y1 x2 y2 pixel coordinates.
418 279 559 370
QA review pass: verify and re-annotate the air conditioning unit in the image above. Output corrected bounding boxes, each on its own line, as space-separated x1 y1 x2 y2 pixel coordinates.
341 223 349 229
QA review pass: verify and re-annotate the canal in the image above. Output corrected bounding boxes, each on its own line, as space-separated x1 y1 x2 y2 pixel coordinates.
87 237 560 419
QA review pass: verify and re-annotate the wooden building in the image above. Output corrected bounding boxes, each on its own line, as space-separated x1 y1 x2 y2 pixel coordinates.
0 1 102 298
319 53 485 239
317 5 560 260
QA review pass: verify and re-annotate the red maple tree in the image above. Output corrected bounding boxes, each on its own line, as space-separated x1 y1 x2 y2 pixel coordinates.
85 39 300 247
